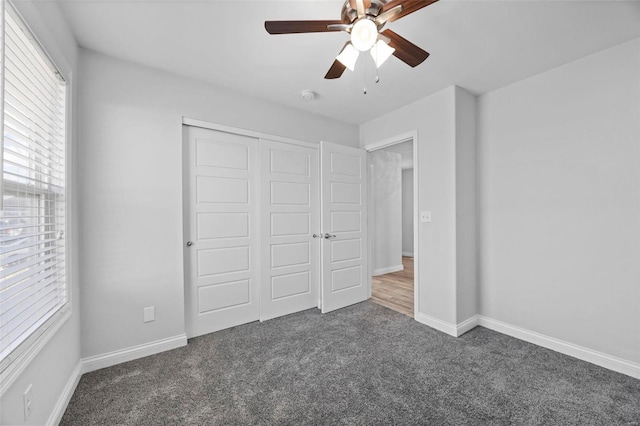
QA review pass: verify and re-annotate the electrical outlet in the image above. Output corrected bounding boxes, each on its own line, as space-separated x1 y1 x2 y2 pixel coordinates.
23 384 33 420
143 306 155 323
420 211 432 223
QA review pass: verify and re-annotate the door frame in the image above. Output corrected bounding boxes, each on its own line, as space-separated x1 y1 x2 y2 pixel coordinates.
183 117 319 150
363 131 420 318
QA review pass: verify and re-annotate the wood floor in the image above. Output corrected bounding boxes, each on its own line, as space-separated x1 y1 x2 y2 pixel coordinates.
371 256 414 317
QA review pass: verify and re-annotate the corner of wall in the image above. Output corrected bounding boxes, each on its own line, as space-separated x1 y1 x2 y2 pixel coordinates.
473 92 483 318
453 86 478 323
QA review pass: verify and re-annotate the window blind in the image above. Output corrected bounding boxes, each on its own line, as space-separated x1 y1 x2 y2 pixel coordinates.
0 1 67 365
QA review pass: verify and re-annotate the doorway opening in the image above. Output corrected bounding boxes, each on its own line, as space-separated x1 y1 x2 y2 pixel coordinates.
366 136 417 317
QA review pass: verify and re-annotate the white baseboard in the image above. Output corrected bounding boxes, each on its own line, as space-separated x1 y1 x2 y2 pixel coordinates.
373 265 403 276
415 312 458 336
415 313 640 379
414 313 478 337
46 361 82 426
477 316 640 380
81 334 187 374
402 252 414 257
457 315 480 336
44 335 188 424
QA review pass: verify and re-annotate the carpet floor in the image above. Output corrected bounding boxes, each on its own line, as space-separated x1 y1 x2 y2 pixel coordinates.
61 301 640 425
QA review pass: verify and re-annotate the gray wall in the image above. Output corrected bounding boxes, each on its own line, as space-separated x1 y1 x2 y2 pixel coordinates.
370 150 403 274
402 169 414 256
6 10 639 424
77 50 359 359
0 2 81 425
361 86 477 325
454 87 478 323
477 38 640 363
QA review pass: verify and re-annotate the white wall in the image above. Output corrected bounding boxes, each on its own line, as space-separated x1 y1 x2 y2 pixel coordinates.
454 87 477 323
370 150 403 275
0 2 81 425
361 86 478 325
402 169 414 256
477 38 640 363
77 49 359 359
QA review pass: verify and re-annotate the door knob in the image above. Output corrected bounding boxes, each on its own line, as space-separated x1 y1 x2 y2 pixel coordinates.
324 233 336 239
312 234 321 238
186 241 193 247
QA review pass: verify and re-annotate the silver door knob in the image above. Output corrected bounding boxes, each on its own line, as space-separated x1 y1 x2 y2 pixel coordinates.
312 234 320 238
186 241 193 246
324 233 336 239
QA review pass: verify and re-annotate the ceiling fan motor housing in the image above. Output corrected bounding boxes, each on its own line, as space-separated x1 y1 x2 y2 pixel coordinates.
342 0 384 23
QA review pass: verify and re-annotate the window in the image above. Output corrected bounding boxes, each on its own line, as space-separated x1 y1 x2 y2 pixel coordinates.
0 0 67 371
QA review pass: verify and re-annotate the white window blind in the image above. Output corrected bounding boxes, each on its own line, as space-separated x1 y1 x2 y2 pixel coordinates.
0 1 67 366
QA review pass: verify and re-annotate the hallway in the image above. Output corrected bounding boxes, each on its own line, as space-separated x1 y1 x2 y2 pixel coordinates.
371 256 414 317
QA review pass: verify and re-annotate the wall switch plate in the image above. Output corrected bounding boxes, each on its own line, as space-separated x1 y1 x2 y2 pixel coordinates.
23 384 33 420
420 211 432 223
143 306 155 323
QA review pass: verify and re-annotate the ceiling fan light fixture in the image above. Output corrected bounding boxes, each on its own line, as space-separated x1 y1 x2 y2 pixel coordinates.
370 39 395 68
350 19 378 52
264 0 437 80
336 43 359 71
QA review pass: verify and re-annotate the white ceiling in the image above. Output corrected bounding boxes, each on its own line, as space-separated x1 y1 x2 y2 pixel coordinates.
57 0 640 125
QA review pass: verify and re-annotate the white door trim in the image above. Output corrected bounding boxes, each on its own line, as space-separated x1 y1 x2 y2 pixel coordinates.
182 117 319 149
363 130 420 317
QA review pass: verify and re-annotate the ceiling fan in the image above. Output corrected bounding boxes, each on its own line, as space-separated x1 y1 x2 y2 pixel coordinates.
265 0 438 79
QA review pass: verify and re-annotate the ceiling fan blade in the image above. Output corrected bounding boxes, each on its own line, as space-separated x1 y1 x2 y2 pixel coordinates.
377 33 391 44
382 29 429 67
380 0 438 23
325 59 347 79
265 20 345 34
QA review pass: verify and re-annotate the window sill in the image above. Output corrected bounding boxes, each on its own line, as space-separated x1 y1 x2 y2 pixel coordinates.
0 304 72 397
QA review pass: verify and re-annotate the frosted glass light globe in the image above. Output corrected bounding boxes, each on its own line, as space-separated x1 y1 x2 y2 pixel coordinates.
336 43 360 71
351 19 377 52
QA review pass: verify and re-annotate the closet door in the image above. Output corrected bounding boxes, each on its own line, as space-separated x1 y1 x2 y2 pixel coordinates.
320 141 369 313
183 126 259 338
260 139 320 321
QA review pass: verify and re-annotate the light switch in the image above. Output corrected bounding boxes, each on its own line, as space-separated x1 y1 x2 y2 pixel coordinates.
420 211 432 223
144 306 155 323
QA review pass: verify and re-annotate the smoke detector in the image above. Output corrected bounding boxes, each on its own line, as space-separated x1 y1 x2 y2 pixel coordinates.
301 90 316 101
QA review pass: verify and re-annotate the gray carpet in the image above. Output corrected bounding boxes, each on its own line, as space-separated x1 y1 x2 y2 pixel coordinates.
61 301 640 425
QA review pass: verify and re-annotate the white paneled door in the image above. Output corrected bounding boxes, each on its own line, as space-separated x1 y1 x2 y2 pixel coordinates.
260 140 320 321
320 141 368 313
184 125 369 336
184 126 260 338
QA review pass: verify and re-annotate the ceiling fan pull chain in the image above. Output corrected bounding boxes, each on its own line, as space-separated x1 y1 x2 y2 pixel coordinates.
373 42 380 83
363 53 367 95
